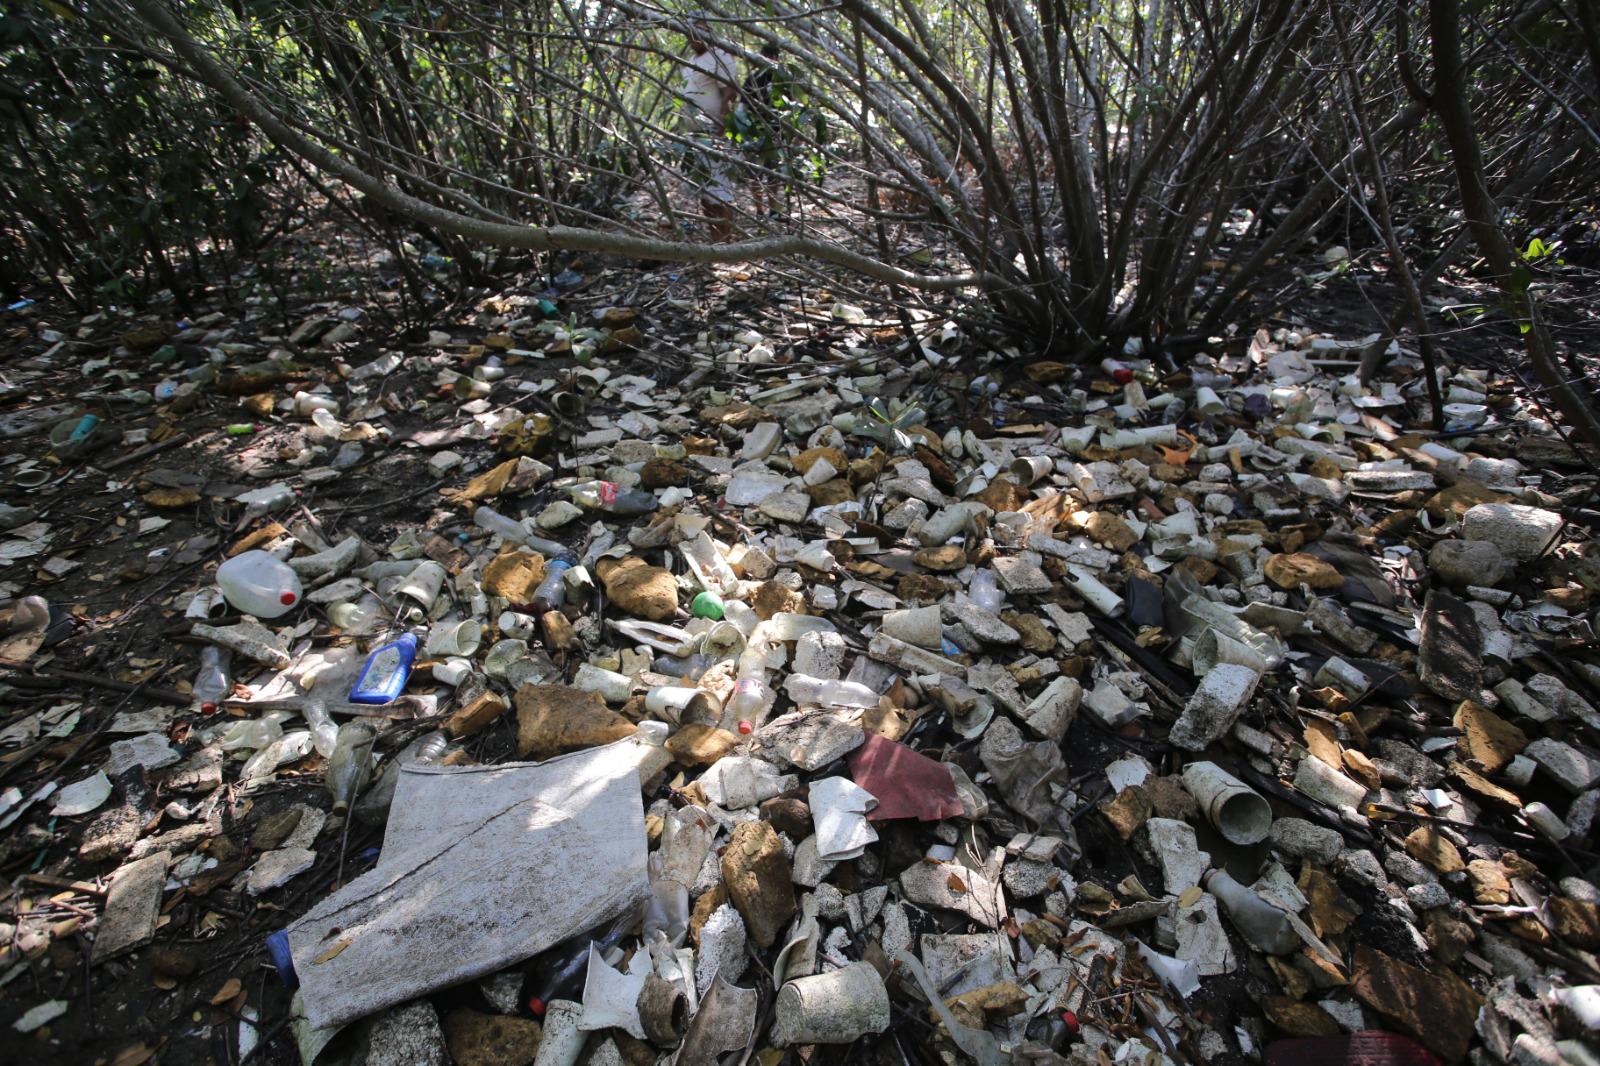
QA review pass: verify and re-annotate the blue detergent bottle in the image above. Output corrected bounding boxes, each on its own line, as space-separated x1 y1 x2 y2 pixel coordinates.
348 633 418 705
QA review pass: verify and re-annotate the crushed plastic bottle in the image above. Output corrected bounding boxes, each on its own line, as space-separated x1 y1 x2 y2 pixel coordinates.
566 480 658 515
216 550 303 618
219 715 286 752
193 645 232 713
325 721 377 813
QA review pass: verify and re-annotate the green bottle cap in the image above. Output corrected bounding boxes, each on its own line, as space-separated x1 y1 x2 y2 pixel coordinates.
691 591 724 620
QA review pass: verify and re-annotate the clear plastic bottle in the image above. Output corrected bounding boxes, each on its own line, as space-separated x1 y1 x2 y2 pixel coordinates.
1203 869 1300 955
216 550 303 618
220 716 284 752
241 730 314 782
194 646 232 713
728 672 775 734
530 557 575 614
310 407 344 440
566 480 658 515
327 593 383 634
302 701 339 758
783 674 879 709
325 721 377 813
472 506 569 556
652 653 710 681
238 483 296 520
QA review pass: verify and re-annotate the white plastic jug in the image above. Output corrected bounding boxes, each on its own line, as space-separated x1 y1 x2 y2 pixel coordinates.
216 550 303 618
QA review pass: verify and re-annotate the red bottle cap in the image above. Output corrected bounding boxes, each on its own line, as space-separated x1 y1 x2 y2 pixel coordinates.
201 701 218 714
527 996 546 1016
280 591 298 605
737 720 753 735
1061 1009 1080 1034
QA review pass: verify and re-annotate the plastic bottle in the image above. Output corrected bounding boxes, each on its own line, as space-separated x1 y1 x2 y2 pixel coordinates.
522 910 636 1017
968 568 1004 614
219 716 284 752
652 653 710 681
530 557 575 614
194 646 232 713
1100 358 1134 384
1202 869 1300 954
355 730 450 824
302 701 339 758
473 506 569 556
241 730 314 782
783 674 879 710
566 480 658 515
348 633 418 705
327 593 383 634
216 550 303 618
325 721 377 813
310 407 344 440
238 483 296 521
728 672 775 734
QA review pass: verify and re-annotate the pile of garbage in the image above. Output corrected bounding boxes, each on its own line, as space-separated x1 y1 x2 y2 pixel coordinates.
3 301 1600 1066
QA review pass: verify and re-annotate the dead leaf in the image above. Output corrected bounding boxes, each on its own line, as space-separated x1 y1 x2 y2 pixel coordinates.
311 937 352 965
1177 885 1204 908
946 873 968 894
142 487 200 509
209 977 241 1005
111 1043 157 1066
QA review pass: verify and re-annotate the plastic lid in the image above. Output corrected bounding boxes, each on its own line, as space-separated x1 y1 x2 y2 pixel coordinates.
527 996 546 1017
737 720 753 735
265 930 299 988
279 590 298 605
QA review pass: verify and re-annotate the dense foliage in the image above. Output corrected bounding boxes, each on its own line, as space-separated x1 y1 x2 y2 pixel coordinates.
4 0 1597 366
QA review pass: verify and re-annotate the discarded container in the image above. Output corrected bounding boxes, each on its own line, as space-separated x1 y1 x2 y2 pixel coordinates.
568 480 657 515
1182 761 1272 845
645 686 722 724
349 633 418 705
769 961 891 1046
216 550 303 618
325 721 376 813
784 674 879 710
530 557 574 614
193 645 232 712
1203 869 1299 954
423 618 481 658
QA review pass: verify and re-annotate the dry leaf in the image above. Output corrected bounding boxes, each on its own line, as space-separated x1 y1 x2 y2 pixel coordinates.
312 937 352 965
946 873 968 894
1177 885 1204 908
208 977 241 1005
142 487 200 509
111 1043 156 1066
